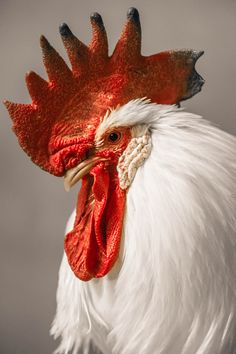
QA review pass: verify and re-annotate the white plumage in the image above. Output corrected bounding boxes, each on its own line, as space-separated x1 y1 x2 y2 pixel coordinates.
51 100 236 354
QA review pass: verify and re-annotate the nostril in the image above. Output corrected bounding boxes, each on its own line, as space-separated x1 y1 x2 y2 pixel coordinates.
86 148 95 159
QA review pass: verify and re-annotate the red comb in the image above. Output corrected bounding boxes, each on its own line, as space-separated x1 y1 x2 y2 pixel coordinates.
4 8 204 176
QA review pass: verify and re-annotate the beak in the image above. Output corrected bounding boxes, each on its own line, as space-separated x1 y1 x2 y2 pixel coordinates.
64 156 107 191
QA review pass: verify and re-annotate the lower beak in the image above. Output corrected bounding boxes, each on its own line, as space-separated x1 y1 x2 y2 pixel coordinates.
64 156 106 191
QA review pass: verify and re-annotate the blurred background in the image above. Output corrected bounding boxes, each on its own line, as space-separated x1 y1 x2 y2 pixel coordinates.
0 0 236 353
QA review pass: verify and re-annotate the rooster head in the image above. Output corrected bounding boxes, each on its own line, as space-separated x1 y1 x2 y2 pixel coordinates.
4 8 204 280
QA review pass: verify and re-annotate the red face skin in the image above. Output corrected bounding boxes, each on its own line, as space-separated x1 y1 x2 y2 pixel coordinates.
64 127 131 281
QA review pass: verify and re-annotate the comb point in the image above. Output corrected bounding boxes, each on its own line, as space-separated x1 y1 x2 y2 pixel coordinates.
25 70 50 104
3 100 13 112
90 12 104 28
127 7 140 23
26 70 38 80
59 23 73 37
40 35 52 50
3 99 10 107
192 50 204 63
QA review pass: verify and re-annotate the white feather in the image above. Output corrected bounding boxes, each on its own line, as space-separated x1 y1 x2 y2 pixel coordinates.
51 100 236 354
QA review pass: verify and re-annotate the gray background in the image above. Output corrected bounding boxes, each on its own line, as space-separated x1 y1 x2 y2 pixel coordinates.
0 0 236 353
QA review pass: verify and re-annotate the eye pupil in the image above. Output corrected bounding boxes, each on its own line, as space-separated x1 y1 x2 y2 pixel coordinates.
108 132 120 142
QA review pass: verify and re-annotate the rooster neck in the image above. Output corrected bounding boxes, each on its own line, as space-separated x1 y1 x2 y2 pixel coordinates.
53 107 236 354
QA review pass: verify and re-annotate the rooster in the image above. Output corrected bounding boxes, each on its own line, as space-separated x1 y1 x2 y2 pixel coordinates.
5 7 236 354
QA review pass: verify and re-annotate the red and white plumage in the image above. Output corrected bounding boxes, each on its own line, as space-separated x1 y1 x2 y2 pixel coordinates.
5 7 236 354
51 100 236 354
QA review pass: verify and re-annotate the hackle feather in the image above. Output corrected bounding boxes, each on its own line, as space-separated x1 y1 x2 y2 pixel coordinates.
51 100 236 354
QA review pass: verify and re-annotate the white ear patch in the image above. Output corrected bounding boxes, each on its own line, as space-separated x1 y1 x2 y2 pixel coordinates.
117 128 152 189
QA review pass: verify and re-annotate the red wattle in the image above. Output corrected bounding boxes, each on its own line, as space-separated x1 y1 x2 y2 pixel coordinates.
64 163 126 281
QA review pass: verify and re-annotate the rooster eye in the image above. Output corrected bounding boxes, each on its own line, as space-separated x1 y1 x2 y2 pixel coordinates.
108 131 121 143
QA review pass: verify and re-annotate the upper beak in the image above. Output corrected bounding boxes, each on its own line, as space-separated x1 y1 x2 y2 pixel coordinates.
64 156 107 191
